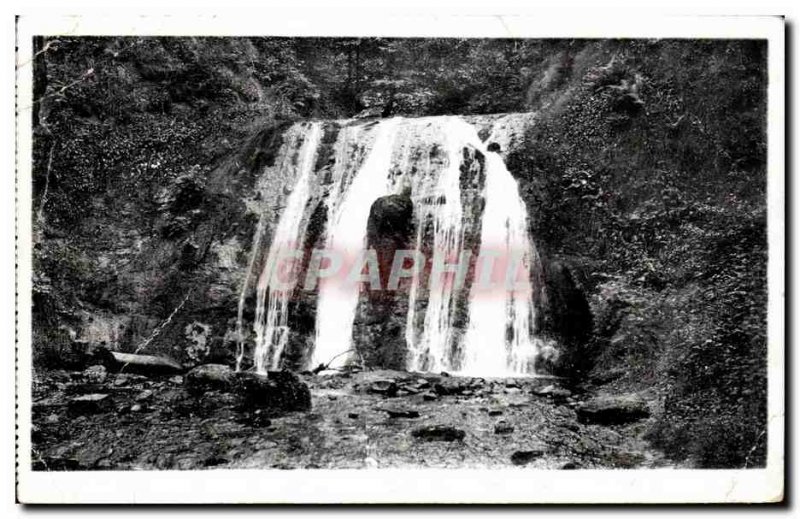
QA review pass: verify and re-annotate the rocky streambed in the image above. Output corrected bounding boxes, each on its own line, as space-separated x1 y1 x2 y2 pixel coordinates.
31 362 673 471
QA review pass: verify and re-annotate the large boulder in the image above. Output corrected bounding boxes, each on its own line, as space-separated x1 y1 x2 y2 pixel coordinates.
59 341 117 371
576 395 650 425
185 364 234 393
233 371 311 414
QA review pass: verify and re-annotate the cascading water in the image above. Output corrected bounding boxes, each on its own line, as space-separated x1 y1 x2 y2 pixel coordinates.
312 118 402 369
241 113 546 376
250 122 322 373
404 117 483 372
460 116 543 376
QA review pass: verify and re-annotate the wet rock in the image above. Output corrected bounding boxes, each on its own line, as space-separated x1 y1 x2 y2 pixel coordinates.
365 379 399 397
68 394 113 415
411 425 466 442
185 364 234 393
169 375 184 385
112 373 148 387
368 194 414 242
234 370 312 414
130 403 144 413
576 395 650 425
411 378 431 390
532 385 573 402
83 365 107 384
381 407 420 419
494 421 515 435
433 378 478 396
510 449 545 465
134 389 154 402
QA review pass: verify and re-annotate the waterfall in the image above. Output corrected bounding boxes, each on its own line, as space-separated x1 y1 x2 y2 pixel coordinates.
312 118 402 369
459 118 542 376
241 113 545 376
251 122 322 373
405 117 482 372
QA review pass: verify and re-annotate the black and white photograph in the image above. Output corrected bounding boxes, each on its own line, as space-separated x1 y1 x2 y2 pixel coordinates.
13 12 785 504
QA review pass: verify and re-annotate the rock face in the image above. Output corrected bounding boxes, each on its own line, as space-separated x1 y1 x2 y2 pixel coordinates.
233 371 312 414
576 395 650 425
539 261 593 377
352 194 414 370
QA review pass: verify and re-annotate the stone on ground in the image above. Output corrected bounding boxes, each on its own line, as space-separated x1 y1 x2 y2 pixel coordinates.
576 395 650 425
494 421 515 434
411 425 466 442
82 365 107 384
510 448 546 465
234 370 312 413
381 406 420 419
68 394 113 415
185 364 234 393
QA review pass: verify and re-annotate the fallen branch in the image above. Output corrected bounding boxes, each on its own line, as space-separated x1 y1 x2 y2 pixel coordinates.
112 352 184 375
311 348 366 374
